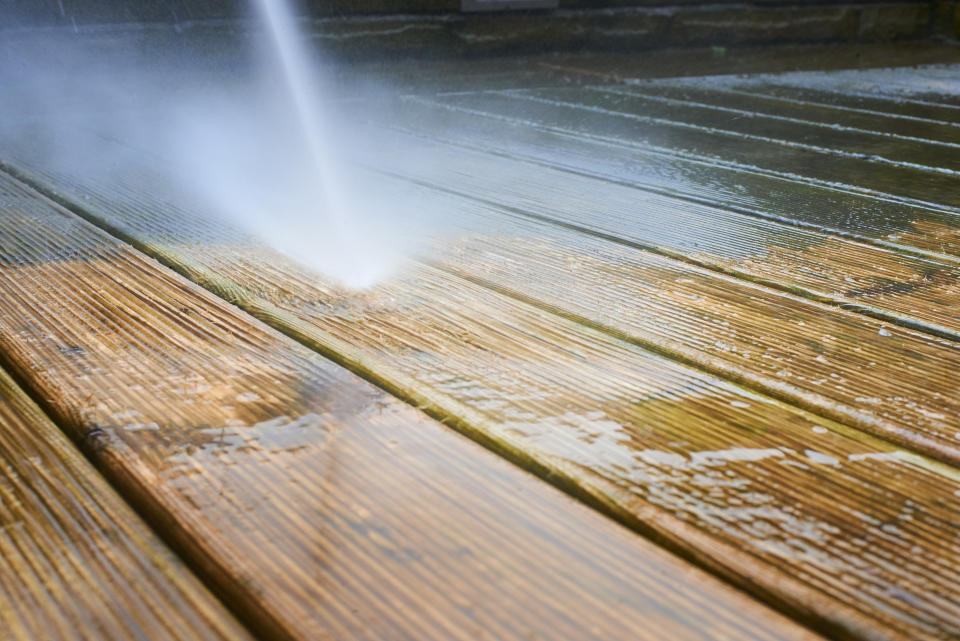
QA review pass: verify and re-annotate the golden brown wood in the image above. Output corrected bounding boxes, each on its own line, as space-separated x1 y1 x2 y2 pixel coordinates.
0 367 252 641
4 49 960 641
376 94 960 265
362 119 960 339
4 163 959 641
0 173 822 641
424 200 960 465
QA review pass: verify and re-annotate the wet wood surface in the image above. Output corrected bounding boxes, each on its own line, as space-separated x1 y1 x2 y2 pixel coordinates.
389 84 960 261
2 43 960 641
5 141 960 641
12 140 960 464
379 95 960 262
0 172 828 641
422 188 960 464
0 364 251 641
367 127 960 338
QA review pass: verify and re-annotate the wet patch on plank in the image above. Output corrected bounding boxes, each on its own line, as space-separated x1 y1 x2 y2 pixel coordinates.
0 171 822 641
2 163 957 641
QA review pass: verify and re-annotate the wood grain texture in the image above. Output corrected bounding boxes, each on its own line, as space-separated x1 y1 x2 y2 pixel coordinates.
6 162 960 641
491 82 960 209
0 173 825 641
626 80 960 146
0 366 252 641
408 84 960 207
750 66 960 107
396 85 960 258
13 122 960 348
590 83 960 173
379 96 960 263
720 81 960 130
359 122 960 339
414 189 960 465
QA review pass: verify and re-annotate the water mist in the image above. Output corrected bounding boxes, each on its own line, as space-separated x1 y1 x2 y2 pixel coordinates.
252 0 344 237
228 0 400 288
0 1 432 289
171 0 424 290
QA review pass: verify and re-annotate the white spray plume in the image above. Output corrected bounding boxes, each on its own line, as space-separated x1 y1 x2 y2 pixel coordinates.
0 6 433 290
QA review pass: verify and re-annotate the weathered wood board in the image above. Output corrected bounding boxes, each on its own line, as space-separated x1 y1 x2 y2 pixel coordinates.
4 48 960 641
4 155 960 641
714 82 960 129
0 367 252 641
416 188 960 464
364 106 960 340
617 81 960 146
439 83 960 211
390 83 960 264
20 129 960 468
0 172 827 641
587 84 960 173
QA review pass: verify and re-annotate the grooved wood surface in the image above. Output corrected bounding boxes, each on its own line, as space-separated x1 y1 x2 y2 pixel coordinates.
0 172 825 641
379 94 960 262
16 134 960 465
414 179 960 464
411 81 960 211
0 366 251 641
381 92 960 338
3 45 960 641
5 151 960 640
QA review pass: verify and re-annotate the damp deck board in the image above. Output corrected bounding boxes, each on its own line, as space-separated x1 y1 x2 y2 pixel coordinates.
388 86 960 260
0 172 830 641
4 137 960 641
0 364 252 641
3 41 960 641
417 181 960 465
364 123 960 338
9 135 960 467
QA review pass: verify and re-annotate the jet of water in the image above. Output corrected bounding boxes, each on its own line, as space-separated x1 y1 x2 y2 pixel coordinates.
240 0 427 289
0 1 434 290
253 0 344 233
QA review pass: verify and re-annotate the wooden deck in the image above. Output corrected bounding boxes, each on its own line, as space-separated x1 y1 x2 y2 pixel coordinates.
0 35 959 641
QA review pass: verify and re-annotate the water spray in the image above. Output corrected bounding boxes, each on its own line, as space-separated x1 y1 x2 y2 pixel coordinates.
253 0 344 236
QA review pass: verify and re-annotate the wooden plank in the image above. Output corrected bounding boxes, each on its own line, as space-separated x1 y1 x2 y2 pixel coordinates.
0 173 823 641
347 44 960 97
414 86 960 215
719 80 960 126
0 367 252 641
5 164 960 641
754 66 960 108
538 42 960 86
617 80 960 146
352 129 960 339
424 193 960 463
373 95 960 263
10 125 960 344
587 84 960 173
